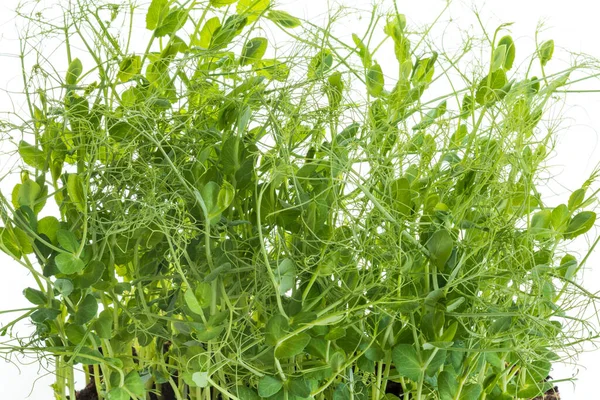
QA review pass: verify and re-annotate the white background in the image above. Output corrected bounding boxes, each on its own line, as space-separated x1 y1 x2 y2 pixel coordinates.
1 0 600 398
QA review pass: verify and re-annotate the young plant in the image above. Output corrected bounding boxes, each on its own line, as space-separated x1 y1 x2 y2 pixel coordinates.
0 0 599 399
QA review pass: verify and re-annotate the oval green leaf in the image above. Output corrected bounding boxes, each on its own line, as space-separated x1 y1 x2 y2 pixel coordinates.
275 333 311 358
266 10 301 28
54 278 74 296
57 229 80 253
564 211 596 239
75 294 98 325
66 58 83 85
426 230 453 270
497 35 515 70
538 39 554 66
55 253 86 275
23 287 46 305
257 375 282 398
237 0 270 22
392 344 421 382
568 188 586 210
240 37 268 66
366 62 384 97
18 141 46 170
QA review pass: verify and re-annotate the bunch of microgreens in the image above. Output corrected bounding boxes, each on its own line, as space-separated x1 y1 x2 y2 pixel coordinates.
0 0 599 399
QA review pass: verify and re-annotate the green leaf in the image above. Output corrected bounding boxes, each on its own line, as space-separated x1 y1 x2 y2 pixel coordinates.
124 371 145 397
329 350 346 372
384 15 410 65
195 282 212 308
460 95 474 119
364 343 385 361
392 344 421 382
266 314 289 346
57 229 79 253
193 324 224 341
208 311 229 326
275 258 296 295
560 254 578 280
439 321 458 342
240 37 268 66
72 347 104 365
66 58 83 85
94 309 113 339
195 17 221 48
564 211 596 239
54 279 73 296
459 383 482 400
325 71 344 109
527 359 552 384
366 62 384 97
333 383 351 400
324 326 346 341
67 173 86 213
55 253 86 275
155 8 188 37
308 49 333 79
439 370 458 400
411 53 436 87
258 375 282 398
489 316 512 334
117 55 142 82
146 0 168 30
551 204 569 231
313 314 345 326
517 382 554 398
266 10 301 28
538 40 554 66
255 59 290 81
275 333 311 358
23 287 47 305
184 288 204 316
16 180 41 209
210 15 247 50
530 209 552 238
352 33 372 68
216 181 235 212
192 371 209 388
237 0 270 22
210 0 237 6
285 379 308 398
475 69 508 105
235 386 260 400
425 349 446 376
11 226 33 255
497 35 515 70
65 323 87 344
75 294 98 325
38 216 60 245
491 44 506 72
31 307 61 323
107 387 128 400
77 260 105 289
0 227 22 259
18 141 46 170
426 230 453 270
200 181 222 223
568 188 586 210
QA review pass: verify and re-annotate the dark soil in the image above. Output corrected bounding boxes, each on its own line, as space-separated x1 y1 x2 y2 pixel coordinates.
74 381 99 400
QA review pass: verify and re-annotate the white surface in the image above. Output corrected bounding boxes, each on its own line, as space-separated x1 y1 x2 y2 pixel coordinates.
1 0 600 398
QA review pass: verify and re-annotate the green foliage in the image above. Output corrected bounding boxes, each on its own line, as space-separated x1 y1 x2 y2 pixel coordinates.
0 1 598 400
